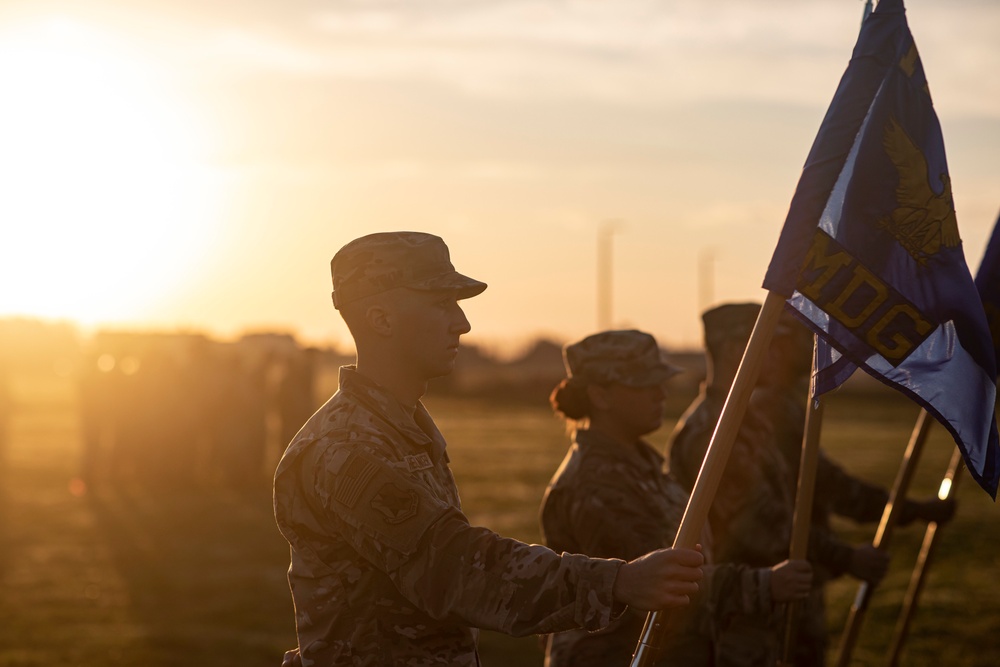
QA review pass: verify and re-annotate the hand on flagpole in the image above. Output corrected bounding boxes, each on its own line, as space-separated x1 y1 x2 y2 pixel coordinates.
770 559 814 603
897 495 957 527
612 546 705 611
848 544 890 584
280 648 301 667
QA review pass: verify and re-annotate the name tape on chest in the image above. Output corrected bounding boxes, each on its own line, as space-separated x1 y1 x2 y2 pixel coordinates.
405 452 434 472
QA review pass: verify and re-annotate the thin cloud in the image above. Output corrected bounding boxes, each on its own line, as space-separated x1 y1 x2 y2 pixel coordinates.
279 1 993 114
77 0 995 116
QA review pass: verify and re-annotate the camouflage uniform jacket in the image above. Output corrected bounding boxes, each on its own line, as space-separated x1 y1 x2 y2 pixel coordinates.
671 383 880 573
749 383 891 577
273 367 624 667
747 382 895 667
668 388 795 667
669 385 794 568
541 428 777 667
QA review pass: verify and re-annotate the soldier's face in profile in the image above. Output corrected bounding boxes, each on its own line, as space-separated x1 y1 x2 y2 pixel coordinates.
601 382 667 438
762 325 812 386
392 288 472 380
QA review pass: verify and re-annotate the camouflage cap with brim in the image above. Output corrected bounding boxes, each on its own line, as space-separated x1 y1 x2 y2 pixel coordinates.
702 302 762 347
331 231 487 309
563 329 682 387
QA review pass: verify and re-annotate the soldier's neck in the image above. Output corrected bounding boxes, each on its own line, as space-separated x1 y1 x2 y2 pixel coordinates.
355 354 425 411
588 416 642 451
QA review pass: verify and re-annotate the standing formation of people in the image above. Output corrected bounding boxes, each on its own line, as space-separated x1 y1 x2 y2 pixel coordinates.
540 329 812 666
669 303 955 665
271 230 957 666
78 338 320 494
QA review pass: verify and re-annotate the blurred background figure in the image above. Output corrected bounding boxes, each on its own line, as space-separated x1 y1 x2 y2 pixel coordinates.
749 310 956 666
0 360 10 478
76 349 122 490
74 333 298 495
669 304 954 667
277 347 320 449
207 349 271 493
541 329 812 667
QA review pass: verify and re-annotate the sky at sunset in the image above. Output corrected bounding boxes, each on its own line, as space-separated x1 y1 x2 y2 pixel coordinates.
2 0 998 354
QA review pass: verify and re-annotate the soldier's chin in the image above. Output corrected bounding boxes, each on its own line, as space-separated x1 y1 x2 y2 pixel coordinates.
428 361 457 379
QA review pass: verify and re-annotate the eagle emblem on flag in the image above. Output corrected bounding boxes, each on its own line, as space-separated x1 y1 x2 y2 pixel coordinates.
877 115 961 264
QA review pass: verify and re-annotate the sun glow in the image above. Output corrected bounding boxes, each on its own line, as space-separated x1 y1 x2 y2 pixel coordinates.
0 19 220 326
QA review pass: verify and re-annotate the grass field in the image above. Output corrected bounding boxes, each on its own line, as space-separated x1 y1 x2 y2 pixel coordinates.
0 373 997 666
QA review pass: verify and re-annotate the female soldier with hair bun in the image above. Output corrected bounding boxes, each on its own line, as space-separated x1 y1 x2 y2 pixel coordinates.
539 329 813 667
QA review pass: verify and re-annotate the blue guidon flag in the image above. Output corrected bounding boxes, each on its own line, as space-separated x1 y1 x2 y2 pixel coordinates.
762 0 1000 497
975 214 1000 364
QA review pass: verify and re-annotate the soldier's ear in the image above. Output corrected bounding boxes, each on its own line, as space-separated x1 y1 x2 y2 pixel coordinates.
366 303 394 337
586 383 610 411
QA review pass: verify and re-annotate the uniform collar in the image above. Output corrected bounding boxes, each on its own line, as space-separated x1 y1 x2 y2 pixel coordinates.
338 366 447 462
574 427 664 470
704 381 730 402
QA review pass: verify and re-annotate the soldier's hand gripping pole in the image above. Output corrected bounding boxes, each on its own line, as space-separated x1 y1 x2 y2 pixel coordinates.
630 291 785 667
834 409 934 667
885 446 963 667
778 394 825 667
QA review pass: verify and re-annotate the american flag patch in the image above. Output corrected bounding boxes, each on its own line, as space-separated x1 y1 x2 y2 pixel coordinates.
333 453 379 508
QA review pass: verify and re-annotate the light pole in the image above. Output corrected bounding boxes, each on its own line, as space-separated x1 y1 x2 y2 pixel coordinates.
698 246 717 312
597 220 623 330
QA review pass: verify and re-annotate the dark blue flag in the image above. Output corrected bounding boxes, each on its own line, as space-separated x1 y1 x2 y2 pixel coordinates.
975 213 1000 364
762 0 1000 497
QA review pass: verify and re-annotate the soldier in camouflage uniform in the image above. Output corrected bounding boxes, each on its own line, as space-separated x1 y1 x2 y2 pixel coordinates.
273 232 705 667
752 311 956 666
669 303 954 667
669 304 795 570
541 329 813 667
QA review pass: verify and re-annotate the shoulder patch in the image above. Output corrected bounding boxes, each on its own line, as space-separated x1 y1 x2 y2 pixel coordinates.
333 452 380 508
370 483 420 524
313 446 452 558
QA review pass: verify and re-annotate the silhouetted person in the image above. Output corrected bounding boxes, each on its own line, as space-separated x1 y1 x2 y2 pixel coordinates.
78 352 112 488
670 304 954 667
0 362 10 478
277 347 320 449
541 329 812 666
274 232 705 667
749 310 955 666
211 353 271 492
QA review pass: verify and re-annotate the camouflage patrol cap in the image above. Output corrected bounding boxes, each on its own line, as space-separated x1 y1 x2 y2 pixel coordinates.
330 231 487 309
702 302 761 347
563 330 682 387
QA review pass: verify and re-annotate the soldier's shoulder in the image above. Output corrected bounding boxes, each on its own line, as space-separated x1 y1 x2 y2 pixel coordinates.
546 455 632 517
567 444 634 484
300 391 402 453
275 400 403 487
668 417 713 459
663 473 691 504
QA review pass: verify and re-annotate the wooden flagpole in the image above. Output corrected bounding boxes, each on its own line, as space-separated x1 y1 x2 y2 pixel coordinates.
885 446 963 667
778 394 825 667
630 290 785 666
834 408 934 667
